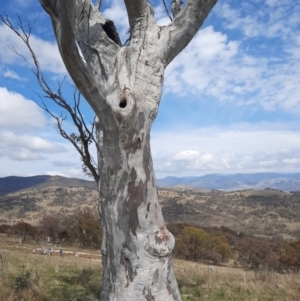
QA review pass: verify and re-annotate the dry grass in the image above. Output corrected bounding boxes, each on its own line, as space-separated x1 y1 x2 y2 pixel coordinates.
0 236 300 300
0 248 101 301
174 259 300 301
1 239 300 299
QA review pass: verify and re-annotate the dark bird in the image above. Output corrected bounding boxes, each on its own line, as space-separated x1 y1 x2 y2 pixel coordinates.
103 20 122 46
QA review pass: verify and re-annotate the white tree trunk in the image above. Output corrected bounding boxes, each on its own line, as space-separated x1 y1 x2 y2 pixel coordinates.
97 37 181 299
40 0 217 300
99 120 180 300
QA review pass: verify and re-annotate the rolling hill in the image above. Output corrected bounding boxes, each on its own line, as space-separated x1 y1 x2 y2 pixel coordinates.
0 175 97 195
1 175 300 240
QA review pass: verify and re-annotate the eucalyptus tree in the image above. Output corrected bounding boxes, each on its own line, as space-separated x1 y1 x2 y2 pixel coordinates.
3 0 218 299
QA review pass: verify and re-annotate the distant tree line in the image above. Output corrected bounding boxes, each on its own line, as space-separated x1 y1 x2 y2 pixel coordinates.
168 223 300 272
0 207 101 249
218 226 300 272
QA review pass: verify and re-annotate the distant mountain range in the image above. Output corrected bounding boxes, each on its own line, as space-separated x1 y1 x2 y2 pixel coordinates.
0 175 97 195
157 173 300 191
0 172 300 195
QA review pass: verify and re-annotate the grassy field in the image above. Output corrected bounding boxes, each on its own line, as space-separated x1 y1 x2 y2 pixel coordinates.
175 260 300 301
0 236 300 301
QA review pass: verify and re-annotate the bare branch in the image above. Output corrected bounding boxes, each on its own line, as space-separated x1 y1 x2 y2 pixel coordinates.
0 13 100 183
162 0 173 21
41 1 123 176
162 0 218 65
40 0 118 122
35 89 100 183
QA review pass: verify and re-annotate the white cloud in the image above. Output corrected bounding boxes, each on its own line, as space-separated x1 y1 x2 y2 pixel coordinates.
258 160 278 167
0 1 299 180
216 1 299 40
36 168 85 178
165 26 240 95
0 24 66 75
283 158 300 164
164 22 300 113
174 150 200 161
0 131 66 161
2 150 45 161
0 138 89 178
45 170 67 177
2 68 26 80
153 3 172 26
0 87 46 130
69 168 85 176
52 161 76 167
151 123 300 177
1 132 64 152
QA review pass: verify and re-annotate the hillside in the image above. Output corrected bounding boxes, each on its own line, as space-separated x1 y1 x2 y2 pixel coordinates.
0 184 99 225
0 175 97 195
159 187 300 240
1 176 300 240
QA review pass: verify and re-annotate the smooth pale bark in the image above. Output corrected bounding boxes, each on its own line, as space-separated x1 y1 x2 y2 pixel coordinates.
40 0 217 300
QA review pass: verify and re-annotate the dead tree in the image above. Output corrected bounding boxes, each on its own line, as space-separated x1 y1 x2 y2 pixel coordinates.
2 0 218 300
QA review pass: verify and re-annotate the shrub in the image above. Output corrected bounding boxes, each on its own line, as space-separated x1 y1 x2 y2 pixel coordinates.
14 265 31 290
175 226 233 263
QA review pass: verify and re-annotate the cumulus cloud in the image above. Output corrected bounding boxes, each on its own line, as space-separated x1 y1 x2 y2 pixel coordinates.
283 158 300 164
0 132 65 153
174 150 201 161
0 131 66 161
0 1 299 180
0 87 46 130
2 68 26 80
152 123 300 177
1 150 45 161
0 24 66 75
163 1 300 114
45 168 85 178
155 149 300 177
216 1 299 40
153 3 172 26
0 139 88 178
45 170 67 177
52 161 77 167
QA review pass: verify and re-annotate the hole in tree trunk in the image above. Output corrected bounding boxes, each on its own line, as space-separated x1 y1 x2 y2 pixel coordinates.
119 97 127 108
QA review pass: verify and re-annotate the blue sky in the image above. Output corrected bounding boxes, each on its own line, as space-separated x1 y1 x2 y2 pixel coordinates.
0 0 300 179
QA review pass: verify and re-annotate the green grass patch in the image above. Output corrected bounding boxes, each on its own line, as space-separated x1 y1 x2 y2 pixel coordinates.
47 267 101 301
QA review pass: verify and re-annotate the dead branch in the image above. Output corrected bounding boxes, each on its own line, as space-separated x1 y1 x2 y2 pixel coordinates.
162 0 173 21
0 14 100 183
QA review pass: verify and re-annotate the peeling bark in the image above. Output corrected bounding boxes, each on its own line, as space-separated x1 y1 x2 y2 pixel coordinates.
39 0 217 300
